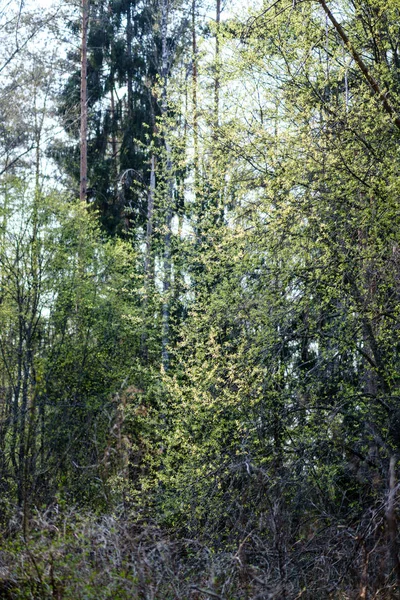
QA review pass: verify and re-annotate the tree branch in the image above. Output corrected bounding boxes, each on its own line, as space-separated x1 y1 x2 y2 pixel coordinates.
317 0 400 131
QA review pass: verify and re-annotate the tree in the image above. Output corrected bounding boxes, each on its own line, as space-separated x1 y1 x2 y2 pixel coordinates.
146 0 400 595
80 0 89 202
0 2 62 180
56 0 162 235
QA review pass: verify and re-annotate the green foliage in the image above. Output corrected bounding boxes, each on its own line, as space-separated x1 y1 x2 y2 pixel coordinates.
3 0 400 596
0 180 147 511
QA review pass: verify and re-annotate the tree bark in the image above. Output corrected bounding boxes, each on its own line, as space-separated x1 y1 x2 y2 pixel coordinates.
161 0 173 372
145 155 156 282
214 0 221 131
126 1 133 123
110 75 119 199
192 0 199 199
80 0 89 202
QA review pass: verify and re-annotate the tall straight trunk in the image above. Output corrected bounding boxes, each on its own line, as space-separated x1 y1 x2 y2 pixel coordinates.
214 0 221 131
110 84 117 161
21 84 43 535
192 0 199 200
126 2 133 122
110 74 119 199
141 154 156 360
161 0 173 372
141 79 157 360
80 0 89 202
20 342 32 537
145 86 157 284
192 0 202 252
161 146 173 372
145 155 156 281
210 0 223 224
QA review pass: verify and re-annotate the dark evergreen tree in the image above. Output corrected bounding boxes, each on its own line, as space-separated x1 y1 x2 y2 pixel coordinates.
56 0 161 236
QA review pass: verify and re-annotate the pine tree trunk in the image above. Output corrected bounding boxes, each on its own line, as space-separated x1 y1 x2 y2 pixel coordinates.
192 0 199 200
110 74 118 199
126 2 133 122
214 0 221 131
145 155 156 282
161 0 173 372
80 0 89 202
141 154 156 360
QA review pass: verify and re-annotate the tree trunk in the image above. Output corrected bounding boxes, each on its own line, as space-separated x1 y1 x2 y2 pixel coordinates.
145 155 156 282
214 0 221 131
192 0 199 200
161 0 173 372
80 0 89 202
110 74 119 199
126 1 133 122
141 154 156 360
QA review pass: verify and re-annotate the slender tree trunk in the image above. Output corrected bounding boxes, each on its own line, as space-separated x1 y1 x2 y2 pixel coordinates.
192 0 199 200
126 2 133 122
141 77 158 359
110 75 120 200
161 0 173 372
20 84 43 536
210 0 223 223
110 85 117 163
141 154 156 360
192 0 203 259
80 0 89 202
145 155 156 282
214 0 221 131
161 160 173 372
